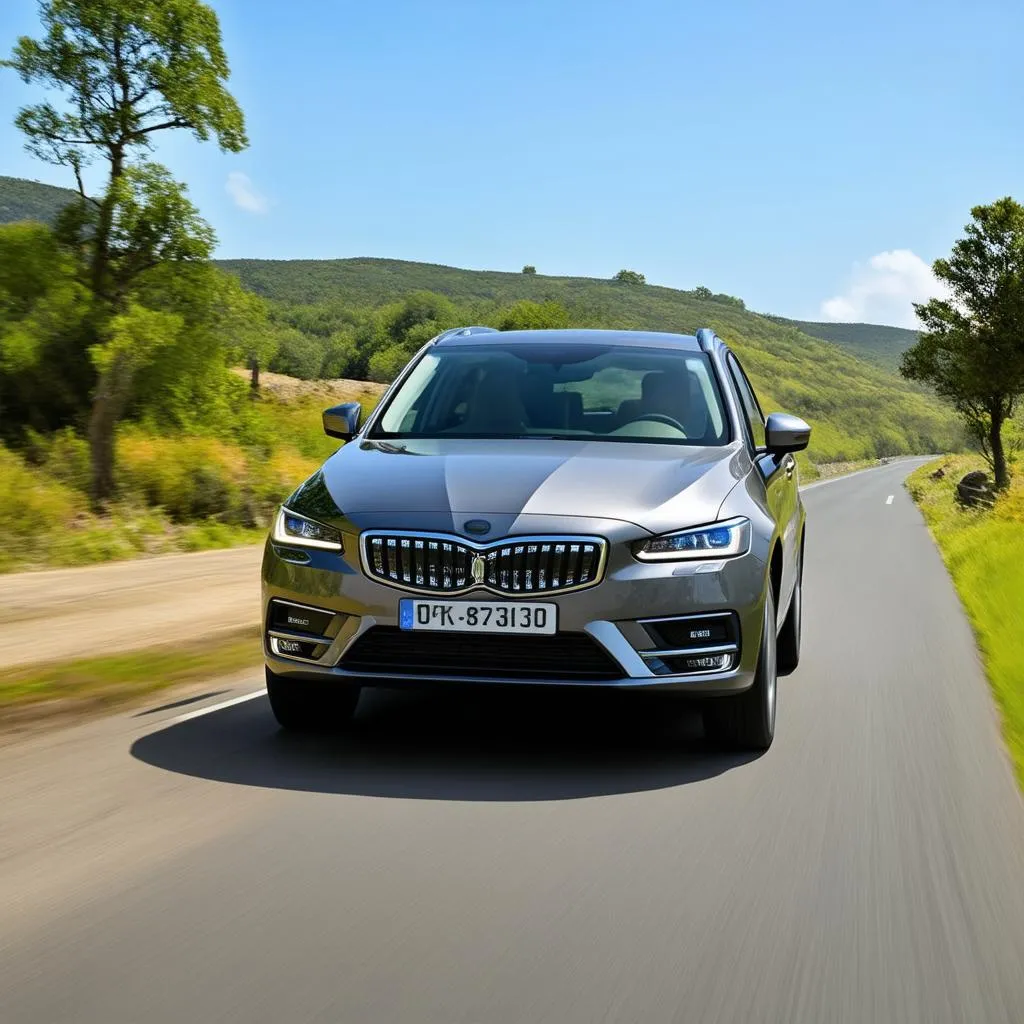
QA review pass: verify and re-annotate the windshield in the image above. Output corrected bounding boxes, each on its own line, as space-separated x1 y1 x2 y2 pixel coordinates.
371 343 730 445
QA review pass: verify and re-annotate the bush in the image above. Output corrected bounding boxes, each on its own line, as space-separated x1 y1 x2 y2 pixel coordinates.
270 327 325 380
367 344 413 383
117 433 245 523
320 330 359 379
0 445 85 570
497 300 570 332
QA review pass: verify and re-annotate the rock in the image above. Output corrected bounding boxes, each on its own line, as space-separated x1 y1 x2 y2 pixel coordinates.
956 470 995 508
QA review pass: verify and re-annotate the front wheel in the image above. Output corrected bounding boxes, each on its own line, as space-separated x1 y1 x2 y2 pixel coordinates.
703 586 777 751
265 667 361 732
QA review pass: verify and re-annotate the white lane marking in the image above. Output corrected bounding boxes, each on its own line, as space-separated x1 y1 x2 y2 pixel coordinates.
168 689 264 724
886 494 894 505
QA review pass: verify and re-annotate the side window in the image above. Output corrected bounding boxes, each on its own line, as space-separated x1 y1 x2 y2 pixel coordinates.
727 354 766 450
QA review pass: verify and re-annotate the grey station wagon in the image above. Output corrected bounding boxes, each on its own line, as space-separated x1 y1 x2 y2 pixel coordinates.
261 327 811 750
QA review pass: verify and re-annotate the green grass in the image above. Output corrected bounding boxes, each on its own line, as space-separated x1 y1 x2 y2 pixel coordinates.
0 628 263 725
907 456 1024 788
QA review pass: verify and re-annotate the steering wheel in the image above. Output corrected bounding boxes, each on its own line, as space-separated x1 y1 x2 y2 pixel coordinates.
621 413 687 433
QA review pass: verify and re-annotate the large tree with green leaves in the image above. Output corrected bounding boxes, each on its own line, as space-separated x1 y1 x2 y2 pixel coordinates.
901 197 1024 490
3 0 248 504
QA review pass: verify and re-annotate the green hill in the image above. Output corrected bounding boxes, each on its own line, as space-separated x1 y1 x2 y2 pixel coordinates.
0 175 81 226
213 257 960 463
764 315 919 371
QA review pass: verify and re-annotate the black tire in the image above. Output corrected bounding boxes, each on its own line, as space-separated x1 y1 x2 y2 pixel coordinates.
703 586 777 751
776 540 803 677
265 667 361 732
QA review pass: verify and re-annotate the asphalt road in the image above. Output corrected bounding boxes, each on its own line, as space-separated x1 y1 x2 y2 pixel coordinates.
3 458 1024 1023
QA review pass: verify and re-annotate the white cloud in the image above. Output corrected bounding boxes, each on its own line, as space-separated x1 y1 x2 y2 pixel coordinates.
820 249 950 328
225 171 268 214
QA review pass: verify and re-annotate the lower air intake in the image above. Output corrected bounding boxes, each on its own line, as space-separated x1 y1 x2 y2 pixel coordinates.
339 627 624 681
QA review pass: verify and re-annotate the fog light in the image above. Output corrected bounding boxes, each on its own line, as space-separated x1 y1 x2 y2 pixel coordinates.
682 653 731 672
271 637 326 661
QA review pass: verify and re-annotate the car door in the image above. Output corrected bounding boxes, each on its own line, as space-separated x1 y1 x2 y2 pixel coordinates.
725 352 799 619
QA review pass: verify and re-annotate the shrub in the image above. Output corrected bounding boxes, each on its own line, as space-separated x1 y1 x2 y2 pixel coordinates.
0 445 84 569
368 344 412 383
117 433 245 522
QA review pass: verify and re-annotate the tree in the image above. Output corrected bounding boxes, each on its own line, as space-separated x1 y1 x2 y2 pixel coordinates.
614 269 645 286
320 330 359 379
693 285 713 300
4 0 246 300
521 265 537 275
900 197 1024 490
129 263 272 428
270 327 324 381
0 221 91 439
4 0 248 505
382 290 457 345
87 165 217 499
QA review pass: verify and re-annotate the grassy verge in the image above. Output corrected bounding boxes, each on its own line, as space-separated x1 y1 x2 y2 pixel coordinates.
907 456 1024 788
0 627 263 728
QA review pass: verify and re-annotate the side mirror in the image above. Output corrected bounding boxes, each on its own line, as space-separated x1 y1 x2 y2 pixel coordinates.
765 412 811 455
323 401 362 441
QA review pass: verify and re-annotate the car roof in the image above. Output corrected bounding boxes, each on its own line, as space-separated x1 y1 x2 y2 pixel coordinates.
433 328 703 352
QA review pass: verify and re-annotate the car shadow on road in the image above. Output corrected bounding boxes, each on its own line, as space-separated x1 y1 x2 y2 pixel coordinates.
130 685 762 801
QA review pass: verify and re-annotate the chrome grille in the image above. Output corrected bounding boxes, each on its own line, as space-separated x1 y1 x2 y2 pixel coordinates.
362 532 606 595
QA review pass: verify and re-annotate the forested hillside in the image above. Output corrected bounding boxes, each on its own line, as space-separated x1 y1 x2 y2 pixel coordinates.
0 176 934 372
765 315 919 371
0 175 80 226
213 256 962 464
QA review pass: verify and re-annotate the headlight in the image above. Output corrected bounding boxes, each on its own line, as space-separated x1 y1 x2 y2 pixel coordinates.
634 516 750 562
272 507 343 551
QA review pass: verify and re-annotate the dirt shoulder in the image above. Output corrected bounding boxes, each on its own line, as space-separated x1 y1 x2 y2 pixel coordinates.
0 544 264 670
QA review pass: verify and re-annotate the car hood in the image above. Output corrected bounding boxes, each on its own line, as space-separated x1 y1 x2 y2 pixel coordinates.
291 438 751 537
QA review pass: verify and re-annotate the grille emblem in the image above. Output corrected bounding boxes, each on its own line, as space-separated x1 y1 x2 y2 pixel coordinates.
471 555 486 584
464 519 491 536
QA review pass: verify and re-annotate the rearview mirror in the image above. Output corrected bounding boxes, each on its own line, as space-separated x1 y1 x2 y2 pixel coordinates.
765 412 811 455
323 401 362 441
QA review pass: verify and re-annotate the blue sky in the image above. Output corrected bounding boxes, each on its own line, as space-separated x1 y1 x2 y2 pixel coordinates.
2 0 1023 327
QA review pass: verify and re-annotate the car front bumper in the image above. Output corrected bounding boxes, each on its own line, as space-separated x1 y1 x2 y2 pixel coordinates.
261 516 771 695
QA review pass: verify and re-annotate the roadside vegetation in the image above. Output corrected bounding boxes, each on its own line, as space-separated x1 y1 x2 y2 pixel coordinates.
0 627 261 728
907 453 1024 788
0 377 383 572
900 198 1024 492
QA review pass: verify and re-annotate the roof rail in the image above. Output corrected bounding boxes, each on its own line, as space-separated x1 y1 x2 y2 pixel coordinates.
432 325 500 343
695 327 718 352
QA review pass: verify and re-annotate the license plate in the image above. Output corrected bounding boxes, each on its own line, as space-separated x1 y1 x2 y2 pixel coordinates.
399 599 557 635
